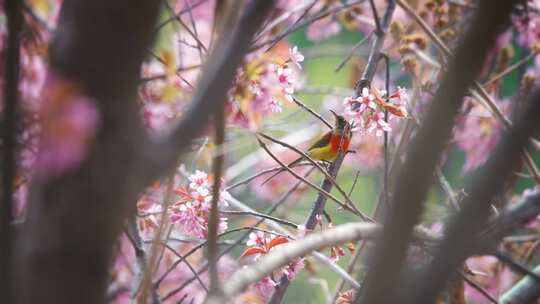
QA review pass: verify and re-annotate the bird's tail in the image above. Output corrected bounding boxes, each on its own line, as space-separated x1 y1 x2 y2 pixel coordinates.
260 156 304 186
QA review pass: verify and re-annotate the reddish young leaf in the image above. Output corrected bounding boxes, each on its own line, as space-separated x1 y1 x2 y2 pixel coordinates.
240 246 266 257
268 236 289 249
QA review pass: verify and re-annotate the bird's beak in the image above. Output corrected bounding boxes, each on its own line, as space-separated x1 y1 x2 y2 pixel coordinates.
329 109 339 118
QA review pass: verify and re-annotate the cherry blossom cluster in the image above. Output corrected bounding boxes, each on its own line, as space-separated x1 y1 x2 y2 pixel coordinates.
240 231 305 301
343 86 408 136
228 46 304 128
169 170 231 238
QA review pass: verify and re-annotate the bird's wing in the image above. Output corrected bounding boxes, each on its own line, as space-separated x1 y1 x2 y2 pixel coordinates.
307 131 332 151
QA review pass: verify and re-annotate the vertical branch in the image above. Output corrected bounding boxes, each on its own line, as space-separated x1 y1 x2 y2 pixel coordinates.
207 98 226 295
126 218 161 304
1 0 21 303
354 0 396 91
382 53 390 211
139 175 175 304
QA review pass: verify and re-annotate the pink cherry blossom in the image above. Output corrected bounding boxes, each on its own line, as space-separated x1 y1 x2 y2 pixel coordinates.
277 66 296 97
169 170 230 238
357 87 377 113
246 231 268 247
289 46 304 69
189 170 209 191
269 98 283 113
368 111 392 137
343 86 408 136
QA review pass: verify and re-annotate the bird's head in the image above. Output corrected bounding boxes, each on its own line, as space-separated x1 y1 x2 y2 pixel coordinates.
329 109 349 133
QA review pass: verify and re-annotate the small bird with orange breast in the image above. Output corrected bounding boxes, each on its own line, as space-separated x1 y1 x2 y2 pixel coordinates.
261 110 352 185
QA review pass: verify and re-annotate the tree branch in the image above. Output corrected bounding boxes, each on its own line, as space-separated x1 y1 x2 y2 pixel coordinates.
219 223 382 302
207 77 226 296
16 1 162 303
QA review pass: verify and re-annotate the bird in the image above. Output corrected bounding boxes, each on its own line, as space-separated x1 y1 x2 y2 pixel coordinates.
260 109 352 186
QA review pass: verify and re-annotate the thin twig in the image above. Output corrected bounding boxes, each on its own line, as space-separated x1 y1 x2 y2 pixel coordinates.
126 219 161 303
484 50 539 87
349 170 362 197
139 64 202 83
220 210 299 229
153 0 208 33
291 97 333 129
164 1 208 54
184 0 206 62
161 243 209 292
368 0 382 35
225 163 313 191
253 1 318 42
263 0 319 52
250 0 369 52
335 31 374 72
139 174 175 303
436 167 460 211
382 53 390 213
